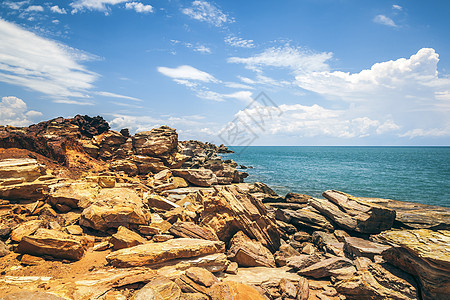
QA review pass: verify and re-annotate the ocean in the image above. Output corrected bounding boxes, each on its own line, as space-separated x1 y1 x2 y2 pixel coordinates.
221 146 450 208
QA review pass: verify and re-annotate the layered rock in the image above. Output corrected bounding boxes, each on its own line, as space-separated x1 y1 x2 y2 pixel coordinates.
227 231 276 268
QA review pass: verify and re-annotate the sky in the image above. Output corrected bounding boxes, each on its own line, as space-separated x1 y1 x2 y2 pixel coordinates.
0 0 449 146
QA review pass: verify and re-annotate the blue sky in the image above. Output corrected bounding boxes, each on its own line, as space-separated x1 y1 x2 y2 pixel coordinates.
0 0 449 146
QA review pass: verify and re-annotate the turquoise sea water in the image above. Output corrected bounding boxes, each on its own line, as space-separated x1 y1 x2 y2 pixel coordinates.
222 146 450 207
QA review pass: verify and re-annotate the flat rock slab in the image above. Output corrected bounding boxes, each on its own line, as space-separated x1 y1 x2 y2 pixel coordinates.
172 169 218 187
169 221 219 241
343 236 391 259
298 256 354 279
223 266 302 286
106 238 225 268
378 229 450 300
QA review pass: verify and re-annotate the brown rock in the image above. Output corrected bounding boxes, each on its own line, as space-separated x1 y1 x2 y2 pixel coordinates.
132 275 181 300
111 226 147 250
48 181 98 209
274 243 300 267
209 281 265 300
287 254 322 271
199 186 280 252
172 169 218 187
0 291 66 300
65 225 83 235
106 238 225 268
93 241 110 251
20 254 44 265
296 277 309 300
312 231 345 256
309 190 396 234
227 231 276 268
0 240 9 257
285 192 312 204
343 236 391 259
17 228 85 260
378 229 450 300
225 261 238 274
298 256 354 279
131 155 167 174
180 293 208 300
145 194 180 211
169 221 218 241
185 267 219 287
153 234 174 242
279 278 298 298
133 126 178 157
276 208 335 232
175 274 209 295
10 219 43 242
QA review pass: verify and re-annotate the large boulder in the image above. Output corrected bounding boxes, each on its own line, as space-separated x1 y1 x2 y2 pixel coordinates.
227 231 276 268
198 186 281 252
106 238 225 268
80 188 149 231
133 126 178 157
378 229 450 300
309 190 396 233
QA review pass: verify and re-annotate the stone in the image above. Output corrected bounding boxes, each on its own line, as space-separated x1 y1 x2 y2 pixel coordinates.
335 257 419 300
276 208 335 232
209 281 266 300
154 169 172 181
175 274 209 295
48 182 98 209
309 190 396 234
106 238 225 268
274 243 300 267
225 262 238 274
10 220 43 242
285 193 312 204
20 254 45 265
227 231 276 268
312 231 345 256
172 169 218 187
279 278 298 298
153 234 174 242
93 241 110 251
80 188 149 231
0 240 10 257
131 155 167 174
199 186 281 252
110 226 147 250
0 158 45 181
155 253 229 274
17 228 85 261
296 277 309 300
293 231 311 242
287 254 322 271
133 126 178 157
185 267 219 287
169 221 218 241
145 193 180 211
65 225 83 235
378 229 450 300
343 236 391 259
133 276 181 300
180 293 208 300
98 176 115 188
0 291 66 300
298 256 354 279
333 230 350 242
301 243 316 255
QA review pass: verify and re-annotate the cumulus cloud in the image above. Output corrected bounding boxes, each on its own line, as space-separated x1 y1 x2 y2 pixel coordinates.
50 5 67 14
225 36 255 48
0 19 98 99
182 1 233 27
25 5 44 12
125 2 153 13
373 14 397 27
0 96 43 127
228 45 332 74
194 45 211 54
157 65 218 83
392 4 402 11
70 0 128 13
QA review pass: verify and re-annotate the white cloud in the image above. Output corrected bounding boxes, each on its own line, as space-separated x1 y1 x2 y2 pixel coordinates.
194 45 211 54
392 5 402 11
400 127 450 138
51 5 67 14
0 19 98 99
225 36 255 48
95 91 142 101
228 45 332 75
70 0 128 13
224 82 255 89
157 65 218 83
25 5 44 12
0 96 42 126
125 2 153 13
4 1 29 10
373 15 397 27
182 1 233 27
53 99 95 105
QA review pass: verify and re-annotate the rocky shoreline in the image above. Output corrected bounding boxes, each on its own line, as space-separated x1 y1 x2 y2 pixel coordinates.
0 115 449 300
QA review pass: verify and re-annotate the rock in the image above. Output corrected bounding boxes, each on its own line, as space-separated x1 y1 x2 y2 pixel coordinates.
133 126 178 157
153 234 174 242
93 241 110 251
65 225 83 235
169 222 219 241
301 243 316 255
343 236 391 259
106 238 225 268
293 231 311 242
172 169 218 187
133 276 181 300
296 277 309 300
20 254 45 265
287 254 322 271
199 186 281 252
48 181 98 210
209 281 266 300
225 262 238 274
276 208 335 232
80 188 149 231
110 159 138 176
185 267 219 287
285 193 312 204
378 229 450 300
110 226 147 250
312 231 345 256
309 190 396 234
0 240 10 257
333 229 350 242
279 278 298 298
155 253 229 274
274 243 300 267
180 293 208 300
154 169 172 181
145 194 180 211
298 256 354 279
227 231 276 268
335 257 419 300
10 220 43 242
0 158 45 181
0 291 66 300
131 155 167 174
17 228 85 261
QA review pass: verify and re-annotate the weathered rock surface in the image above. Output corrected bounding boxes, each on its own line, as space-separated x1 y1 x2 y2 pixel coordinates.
209 281 266 300
17 228 85 260
10 220 43 242
110 226 147 250
287 254 323 271
106 238 225 268
227 231 276 268
285 192 312 204
275 207 335 232
199 185 280 252
172 169 218 187
312 231 345 256
309 190 396 233
298 256 354 279
169 221 219 241
133 275 181 300
343 236 391 259
378 229 450 300
132 126 178 157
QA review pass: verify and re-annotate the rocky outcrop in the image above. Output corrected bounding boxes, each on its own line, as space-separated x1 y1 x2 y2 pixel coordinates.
378 229 450 300
227 231 276 268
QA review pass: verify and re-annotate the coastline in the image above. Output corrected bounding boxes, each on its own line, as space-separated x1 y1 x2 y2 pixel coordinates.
0 116 449 300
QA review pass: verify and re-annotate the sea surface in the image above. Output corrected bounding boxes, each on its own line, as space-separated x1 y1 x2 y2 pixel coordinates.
221 146 450 208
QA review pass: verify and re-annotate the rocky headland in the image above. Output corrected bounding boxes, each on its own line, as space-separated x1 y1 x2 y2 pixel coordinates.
0 115 449 300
